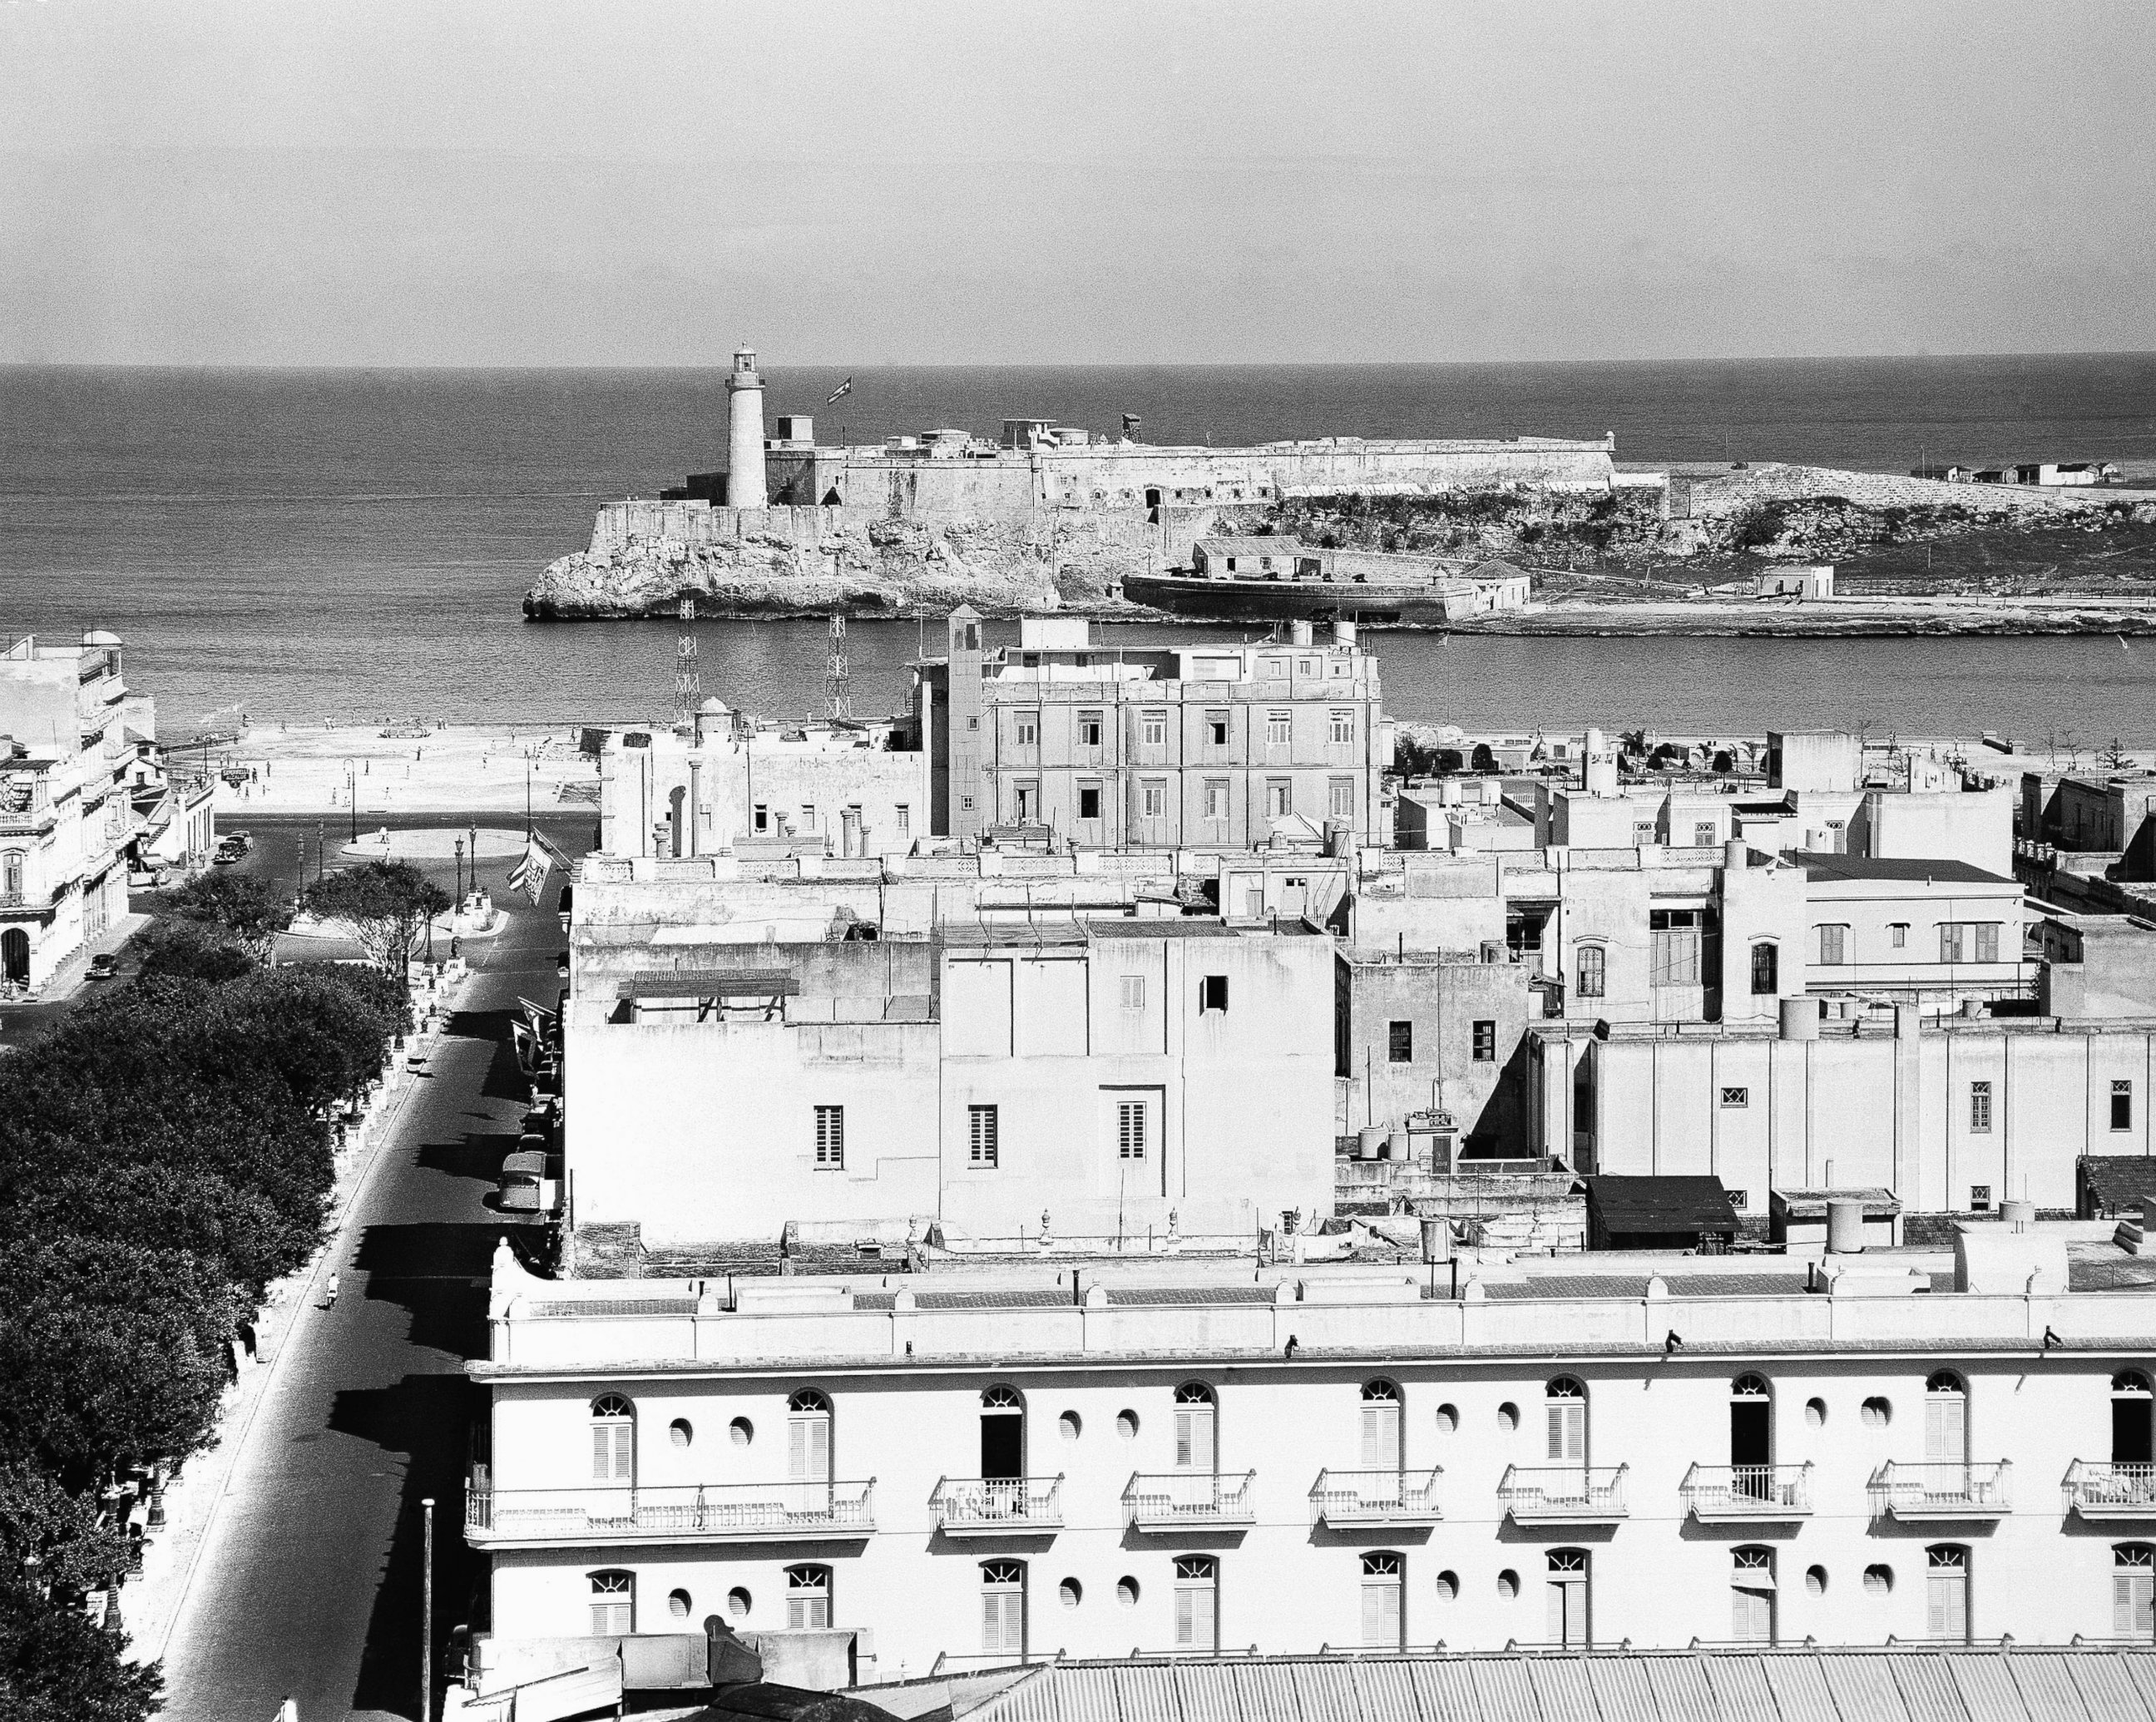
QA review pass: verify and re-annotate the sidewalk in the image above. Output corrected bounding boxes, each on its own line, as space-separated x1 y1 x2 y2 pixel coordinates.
123 962 472 1672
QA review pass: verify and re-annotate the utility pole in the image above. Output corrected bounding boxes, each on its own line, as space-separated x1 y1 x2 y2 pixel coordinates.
827 613 853 721
420 1497 435 1722
676 594 700 734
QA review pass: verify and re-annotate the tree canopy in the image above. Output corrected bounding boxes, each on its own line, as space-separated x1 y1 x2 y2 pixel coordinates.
301 860 449 976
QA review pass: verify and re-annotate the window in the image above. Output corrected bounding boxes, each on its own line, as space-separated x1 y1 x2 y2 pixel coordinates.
789 1390 832 1482
1941 922 2002 964
1267 711 1292 747
1199 974 1229 1014
1298 658 1316 676
1330 778 1355 820
1732 1548 1775 1643
1693 821 1718 849
1120 975 1145 1012
1650 909 1700 987
1387 1021 1414 1063
1632 820 1658 847
960 795 974 812
786 1565 831 1630
1117 1100 1148 1160
1969 1081 1993 1133
1014 781 1038 822
981 1561 1026 1655
1721 1086 1750 1108
1079 784 1102 821
2116 1371 2155 1467
1817 924 1848 966
2117 1546 2155 1638
1546 1550 1588 1648
753 804 769 834
1970 1184 1992 1212
1575 944 1606 999
1925 1373 1968 1463
589 1570 634 1636
2116 1080 2135 1132
591 1394 634 1482
1140 779 1167 819
1330 710 1354 745
1265 779 1292 818
1891 923 1908 949
1472 1020 1496 1061
896 804 909 834
1728 1189 1750 1209
1141 712 1167 748
1173 1555 1218 1651
1078 711 1103 747
1203 779 1229 821
814 1105 845 1167
1545 1378 1586 1464
1751 942 1779 995
969 1105 999 1168
1361 1381 1402 1471
1 852 20 898
1361 1552 1403 1647
800 804 817 833
1174 1383 1217 1472
1205 710 1229 747
1926 1546 1969 1641
1014 710 1040 748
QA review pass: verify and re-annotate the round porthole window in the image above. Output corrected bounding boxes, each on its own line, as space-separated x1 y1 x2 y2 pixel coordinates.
670 1418 694 1447
1435 1403 1459 1433
1060 1411 1082 1441
727 1587 752 1617
729 1416 754 1446
1805 1398 1827 1429
668 1589 692 1620
1864 1565 1893 1596
1496 1402 1520 1432
1115 1409 1140 1439
1116 1576 1141 1607
1060 1578 1083 1609
1861 1397 1891 1428
1496 1570 1520 1600
1806 1566 1828 1597
1435 1571 1460 1601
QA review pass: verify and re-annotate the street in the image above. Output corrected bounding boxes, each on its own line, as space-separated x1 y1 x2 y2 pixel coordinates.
153 814 585 1721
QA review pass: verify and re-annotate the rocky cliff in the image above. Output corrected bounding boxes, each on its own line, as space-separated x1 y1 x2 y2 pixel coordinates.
524 510 1160 621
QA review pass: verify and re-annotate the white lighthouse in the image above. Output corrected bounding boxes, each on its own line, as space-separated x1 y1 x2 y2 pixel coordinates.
725 346 767 510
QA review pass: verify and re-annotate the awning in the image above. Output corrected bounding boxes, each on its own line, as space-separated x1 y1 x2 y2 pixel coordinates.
617 969 800 1000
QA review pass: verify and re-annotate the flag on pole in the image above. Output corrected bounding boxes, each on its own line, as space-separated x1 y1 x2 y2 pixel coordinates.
826 376 854 405
506 839 550 906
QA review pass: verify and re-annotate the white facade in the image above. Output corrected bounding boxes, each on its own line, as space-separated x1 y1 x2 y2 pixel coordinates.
470 1240 2156 1669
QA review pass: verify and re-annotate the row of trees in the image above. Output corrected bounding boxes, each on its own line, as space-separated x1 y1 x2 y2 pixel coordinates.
2 863 438 1720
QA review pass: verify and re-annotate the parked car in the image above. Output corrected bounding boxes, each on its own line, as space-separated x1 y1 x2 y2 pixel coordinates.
87 953 117 980
226 829 254 854
212 842 241 865
127 867 168 888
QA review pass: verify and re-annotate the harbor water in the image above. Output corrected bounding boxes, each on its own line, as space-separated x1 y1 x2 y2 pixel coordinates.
4 358 2156 738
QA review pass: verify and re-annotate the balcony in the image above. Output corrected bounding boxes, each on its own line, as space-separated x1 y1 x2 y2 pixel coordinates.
1496 1464 1629 1524
1308 1468 1444 1529
1121 1471 1257 1531
2064 1462 2156 1521
1867 1462 2012 1522
929 1476 1064 1537
464 1480 875 1548
1679 1463 1814 1523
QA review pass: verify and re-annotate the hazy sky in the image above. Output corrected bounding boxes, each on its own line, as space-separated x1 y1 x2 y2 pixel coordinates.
4 0 2153 365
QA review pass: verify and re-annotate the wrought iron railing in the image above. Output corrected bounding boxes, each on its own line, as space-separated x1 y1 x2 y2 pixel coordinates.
1679 1462 1813 1517
1496 1464 1629 1520
1121 1471 1257 1527
2063 1461 2156 1516
1308 1467 1443 1525
930 1475 1064 1532
1867 1461 2011 1517
464 1478 875 1542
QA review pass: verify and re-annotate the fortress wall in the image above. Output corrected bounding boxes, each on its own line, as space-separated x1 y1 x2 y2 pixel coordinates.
591 501 849 553
831 458 1041 523
1034 442 1618 508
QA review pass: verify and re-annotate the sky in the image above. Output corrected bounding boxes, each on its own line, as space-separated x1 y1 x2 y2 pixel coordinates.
2 0 2153 366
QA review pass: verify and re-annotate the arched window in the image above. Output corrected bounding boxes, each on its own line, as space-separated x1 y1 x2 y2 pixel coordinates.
1546 1549 1589 1648
1731 1373 1773 1492
1545 1378 1586 1466
588 1569 633 1635
981 1385 1025 1484
1924 1373 1967 1465
785 1563 831 1630
591 1394 634 1483
1361 1551 1404 1648
981 1560 1026 1655
1926 1545 1969 1641
1 850 22 900
1575 943 1606 1000
1732 1546 1775 1644
2116 1372 2154 1468
1174 1383 1216 1474
1173 1554 1218 1651
2116 1544 2155 1639
1750 940 1779 996
1361 1380 1402 1472
789 1389 832 1483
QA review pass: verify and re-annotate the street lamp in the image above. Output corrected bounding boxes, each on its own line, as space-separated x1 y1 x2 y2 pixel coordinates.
454 838 465 905
344 758 357 844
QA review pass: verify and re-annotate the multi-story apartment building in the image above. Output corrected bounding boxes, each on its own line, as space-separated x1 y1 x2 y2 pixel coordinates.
0 630 133 990
467 1223 2156 1678
918 611 1392 849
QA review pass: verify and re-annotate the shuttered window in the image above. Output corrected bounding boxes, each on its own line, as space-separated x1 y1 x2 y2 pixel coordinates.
968 1105 999 1167
1926 1546 1968 1640
1925 1375 1967 1462
981 1562 1026 1654
1361 1381 1402 1471
2116 1546 2155 1638
1546 1550 1588 1648
589 1571 633 1635
1361 1552 1402 1647
1118 1100 1147 1160
1174 1383 1216 1472
1173 1556 1218 1650
1546 1379 1586 1464
789 1391 832 1482
591 1395 634 1482
814 1105 844 1167
786 1566 830 1630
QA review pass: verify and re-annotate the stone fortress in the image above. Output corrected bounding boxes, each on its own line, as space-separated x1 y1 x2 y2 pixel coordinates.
523 346 1619 621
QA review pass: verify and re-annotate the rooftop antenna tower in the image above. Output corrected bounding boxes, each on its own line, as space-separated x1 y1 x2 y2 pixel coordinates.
827 612 853 720
675 593 700 732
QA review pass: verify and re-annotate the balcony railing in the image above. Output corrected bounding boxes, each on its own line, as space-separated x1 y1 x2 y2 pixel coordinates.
1496 1464 1629 1523
1680 1462 1814 1522
2064 1461 2156 1520
1308 1468 1444 1528
1122 1471 1257 1531
1867 1461 2012 1521
464 1479 875 1546
930 1475 1064 1536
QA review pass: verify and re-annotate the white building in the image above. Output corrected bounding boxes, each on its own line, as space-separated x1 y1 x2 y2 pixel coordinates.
467 1223 2156 1675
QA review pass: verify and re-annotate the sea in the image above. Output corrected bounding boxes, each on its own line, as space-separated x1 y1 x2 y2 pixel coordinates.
5 355 2156 741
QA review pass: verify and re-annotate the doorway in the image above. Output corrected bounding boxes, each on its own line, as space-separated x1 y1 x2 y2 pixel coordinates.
1 927 27 985
981 1385 1024 1482
1731 1373 1772 1497
2116 1372 2154 1466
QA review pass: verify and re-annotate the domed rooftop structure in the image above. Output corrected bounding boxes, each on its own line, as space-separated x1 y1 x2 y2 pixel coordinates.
82 628 122 647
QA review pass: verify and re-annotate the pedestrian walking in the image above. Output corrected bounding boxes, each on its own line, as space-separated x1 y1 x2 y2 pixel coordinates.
325 1271 340 1309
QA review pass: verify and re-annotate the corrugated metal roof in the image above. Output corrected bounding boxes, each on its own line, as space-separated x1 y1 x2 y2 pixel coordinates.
1699 1651 1786 1722
1112 1662 1181 1722
1947 1651 2031 1722
1286 1660 1365 1722
2114 1652 2156 1718
2006 1650 2100 1720
1887 1651 1976 1722
1820 1650 1915 1720
1639 1655 1722 1722
1229 1660 1304 1722
1403 1656 1481 1721
1044 1664 1120 1722
1528 1655 1604 1722
1468 1655 1543 1722
1172 1661 1246 1722
1343 1658 1422 1722
1757 1653 1847 1722
2071 1651 2156 1720
1584 1654 1662 1720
